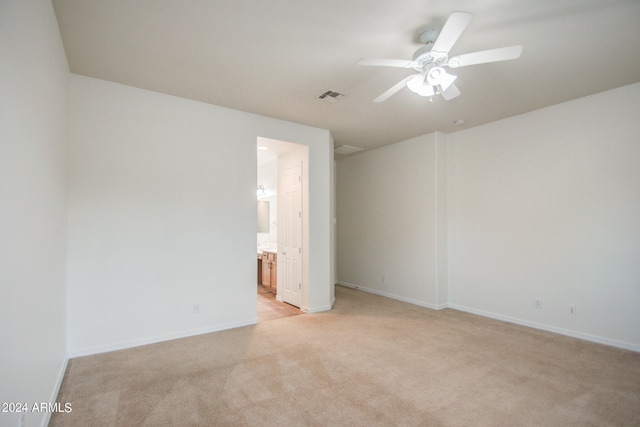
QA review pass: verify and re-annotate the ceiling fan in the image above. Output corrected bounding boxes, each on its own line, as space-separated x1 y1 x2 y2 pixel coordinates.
358 11 522 102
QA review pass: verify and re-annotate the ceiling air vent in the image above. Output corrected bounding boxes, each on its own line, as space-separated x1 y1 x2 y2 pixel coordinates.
318 90 345 103
335 145 363 155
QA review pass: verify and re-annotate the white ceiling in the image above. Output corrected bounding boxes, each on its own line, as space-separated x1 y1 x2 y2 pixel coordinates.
52 0 640 154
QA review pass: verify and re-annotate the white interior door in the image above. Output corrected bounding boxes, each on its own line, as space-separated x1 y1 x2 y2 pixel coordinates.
279 162 302 308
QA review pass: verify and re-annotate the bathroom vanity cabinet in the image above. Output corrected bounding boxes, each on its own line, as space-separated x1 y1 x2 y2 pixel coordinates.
260 251 277 293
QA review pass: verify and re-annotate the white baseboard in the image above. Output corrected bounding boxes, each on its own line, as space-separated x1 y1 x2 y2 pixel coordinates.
301 304 333 313
68 318 258 358
448 303 640 353
336 281 448 310
336 282 639 353
276 295 331 313
41 355 69 427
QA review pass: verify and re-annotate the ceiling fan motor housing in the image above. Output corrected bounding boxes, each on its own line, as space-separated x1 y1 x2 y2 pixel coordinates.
412 45 448 71
419 28 438 44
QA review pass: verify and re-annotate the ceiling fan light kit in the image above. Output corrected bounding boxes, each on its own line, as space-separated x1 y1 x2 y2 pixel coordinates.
407 74 435 97
358 11 523 103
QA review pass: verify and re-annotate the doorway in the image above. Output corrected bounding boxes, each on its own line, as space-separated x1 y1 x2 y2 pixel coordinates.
257 137 308 318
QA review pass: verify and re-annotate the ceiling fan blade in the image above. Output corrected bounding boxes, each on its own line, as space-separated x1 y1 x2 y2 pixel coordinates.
357 58 416 68
448 45 523 68
431 11 473 54
440 83 461 101
374 75 414 102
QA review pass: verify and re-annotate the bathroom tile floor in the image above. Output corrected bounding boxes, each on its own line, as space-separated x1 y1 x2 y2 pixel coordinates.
257 285 303 321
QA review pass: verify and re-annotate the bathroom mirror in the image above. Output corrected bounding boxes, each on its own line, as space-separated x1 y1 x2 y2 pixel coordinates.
257 201 270 233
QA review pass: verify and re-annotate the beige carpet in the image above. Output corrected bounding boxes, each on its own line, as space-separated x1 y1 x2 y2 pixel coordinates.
51 286 640 426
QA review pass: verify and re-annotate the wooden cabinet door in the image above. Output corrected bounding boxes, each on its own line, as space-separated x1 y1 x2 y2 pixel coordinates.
262 254 271 287
271 258 277 292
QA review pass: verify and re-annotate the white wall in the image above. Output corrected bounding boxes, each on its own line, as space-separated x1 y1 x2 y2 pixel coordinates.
336 133 448 309
0 1 69 426
67 75 333 356
336 83 639 351
308 138 335 312
447 83 640 351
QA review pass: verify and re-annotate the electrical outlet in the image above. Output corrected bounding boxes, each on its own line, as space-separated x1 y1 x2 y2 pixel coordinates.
535 299 543 309
382 275 387 284
569 304 576 315
193 304 201 314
